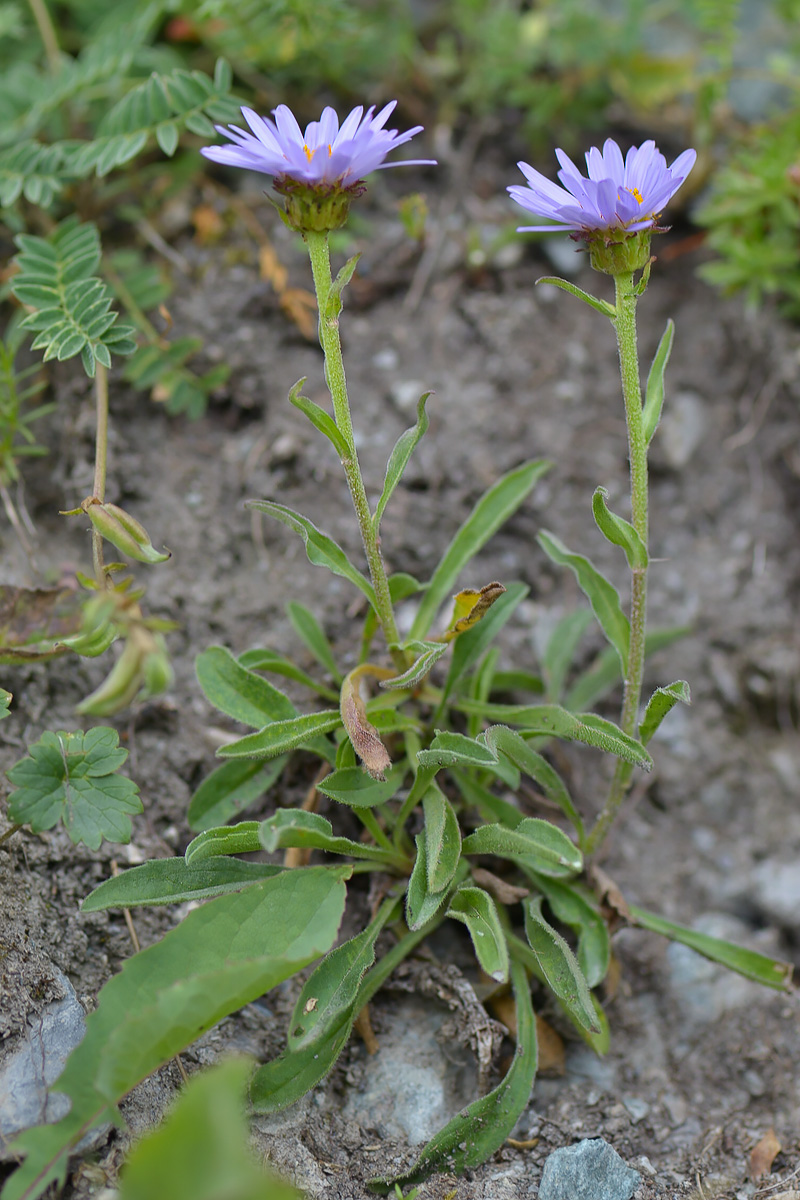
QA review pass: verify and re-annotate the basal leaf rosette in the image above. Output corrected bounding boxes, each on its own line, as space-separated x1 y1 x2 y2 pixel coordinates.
508 138 696 275
202 101 436 232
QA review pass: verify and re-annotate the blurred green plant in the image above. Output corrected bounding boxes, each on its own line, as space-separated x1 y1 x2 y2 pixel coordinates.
697 108 800 313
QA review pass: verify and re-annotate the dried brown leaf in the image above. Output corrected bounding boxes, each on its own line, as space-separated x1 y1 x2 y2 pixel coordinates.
750 1128 781 1180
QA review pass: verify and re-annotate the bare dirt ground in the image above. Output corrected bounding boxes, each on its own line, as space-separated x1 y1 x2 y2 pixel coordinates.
1 152 799 1199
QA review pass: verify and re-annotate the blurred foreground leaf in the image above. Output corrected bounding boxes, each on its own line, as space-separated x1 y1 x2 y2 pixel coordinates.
118 1058 302 1200
4 868 349 1200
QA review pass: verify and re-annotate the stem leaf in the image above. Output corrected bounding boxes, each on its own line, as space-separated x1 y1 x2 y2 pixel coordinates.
258 809 400 866
643 318 674 446
288 378 349 460
591 486 648 569
537 530 630 673
639 679 690 745
462 817 582 877
317 762 407 809
196 645 296 726
422 782 462 893
373 391 431 533
535 275 616 318
247 501 376 609
217 710 341 760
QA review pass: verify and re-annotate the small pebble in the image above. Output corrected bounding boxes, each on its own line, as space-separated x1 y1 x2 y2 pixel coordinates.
538 1137 641 1200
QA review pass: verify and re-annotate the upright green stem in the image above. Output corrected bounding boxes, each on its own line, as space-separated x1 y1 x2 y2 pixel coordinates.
92 363 110 587
304 231 404 667
27 0 60 74
585 272 648 858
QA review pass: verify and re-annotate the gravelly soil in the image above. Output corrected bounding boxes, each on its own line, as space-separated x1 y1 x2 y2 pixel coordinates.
1 156 799 1200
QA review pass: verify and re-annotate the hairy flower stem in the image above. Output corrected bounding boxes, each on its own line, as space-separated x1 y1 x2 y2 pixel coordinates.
304 232 405 669
585 271 648 858
91 364 109 588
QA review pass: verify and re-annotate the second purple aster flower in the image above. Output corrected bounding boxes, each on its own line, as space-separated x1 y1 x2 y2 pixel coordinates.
202 101 436 233
508 138 696 275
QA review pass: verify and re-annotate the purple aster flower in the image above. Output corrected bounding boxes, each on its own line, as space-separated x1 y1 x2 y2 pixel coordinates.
202 101 435 189
508 138 696 237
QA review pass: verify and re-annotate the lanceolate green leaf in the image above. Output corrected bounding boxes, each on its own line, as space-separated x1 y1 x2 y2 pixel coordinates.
643 318 675 445
447 886 509 983
184 821 261 865
5 870 348 1200
249 1016 353 1114
246 501 376 608
537 530 629 672
524 873 610 988
287 601 343 683
482 725 584 840
535 275 616 318
639 680 691 745
217 710 341 760
542 608 593 703
117 1058 303 1200
564 627 690 712
409 460 550 641
237 647 338 701
422 783 462 893
591 487 648 569
524 896 599 1033
196 645 296 726
81 857 284 912
288 897 400 1050
406 834 452 931
629 905 793 990
259 809 404 868
373 392 431 533
370 959 537 1191
288 378 349 459
462 818 582 877
187 757 287 832
380 639 449 689
317 762 406 809
454 700 653 770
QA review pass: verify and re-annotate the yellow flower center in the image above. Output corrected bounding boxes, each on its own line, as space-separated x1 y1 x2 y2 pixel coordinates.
629 186 644 205
303 143 333 162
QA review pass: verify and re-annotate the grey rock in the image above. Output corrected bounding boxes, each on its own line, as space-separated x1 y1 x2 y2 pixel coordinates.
0 968 86 1149
751 858 800 931
341 997 477 1145
622 1095 650 1123
651 389 707 470
538 1137 641 1200
664 912 769 1029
